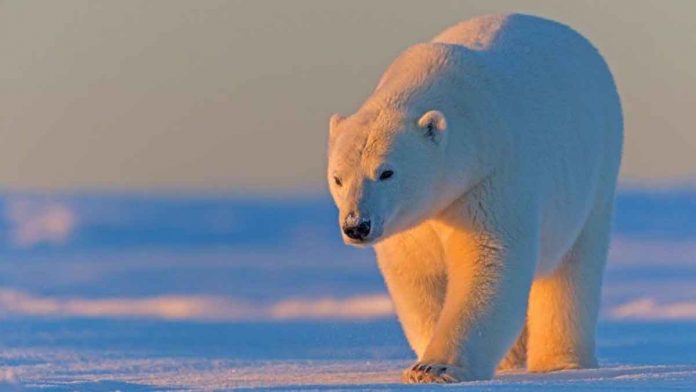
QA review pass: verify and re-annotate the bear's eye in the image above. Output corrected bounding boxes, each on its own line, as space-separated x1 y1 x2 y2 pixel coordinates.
333 176 343 187
379 170 394 181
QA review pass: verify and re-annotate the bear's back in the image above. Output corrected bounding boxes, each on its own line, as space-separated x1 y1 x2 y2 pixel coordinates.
432 13 510 51
432 13 588 54
433 13 621 164
431 14 616 98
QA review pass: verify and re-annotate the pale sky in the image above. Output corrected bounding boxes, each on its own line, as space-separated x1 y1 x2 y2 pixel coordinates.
1 0 694 193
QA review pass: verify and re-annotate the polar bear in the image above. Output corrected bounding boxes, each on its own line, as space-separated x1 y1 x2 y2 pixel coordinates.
326 14 622 383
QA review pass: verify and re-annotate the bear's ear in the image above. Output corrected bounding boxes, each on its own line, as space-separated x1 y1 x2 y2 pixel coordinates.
329 113 345 141
417 110 447 144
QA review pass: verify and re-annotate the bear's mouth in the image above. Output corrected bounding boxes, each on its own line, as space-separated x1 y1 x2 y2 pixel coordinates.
344 237 374 247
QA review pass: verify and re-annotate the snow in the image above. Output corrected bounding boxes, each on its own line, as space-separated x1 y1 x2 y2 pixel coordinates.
611 298 696 321
0 289 394 321
0 190 693 390
1 319 695 390
4 199 76 248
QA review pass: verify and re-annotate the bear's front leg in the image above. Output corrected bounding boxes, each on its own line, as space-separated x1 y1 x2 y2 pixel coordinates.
403 225 537 383
375 222 447 358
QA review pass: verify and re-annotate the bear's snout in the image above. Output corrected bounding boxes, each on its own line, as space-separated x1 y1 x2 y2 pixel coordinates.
342 212 372 242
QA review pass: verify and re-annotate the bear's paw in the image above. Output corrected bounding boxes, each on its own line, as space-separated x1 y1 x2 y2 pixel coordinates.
401 362 465 384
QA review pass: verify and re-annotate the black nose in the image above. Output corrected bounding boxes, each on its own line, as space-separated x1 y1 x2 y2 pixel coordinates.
343 220 371 241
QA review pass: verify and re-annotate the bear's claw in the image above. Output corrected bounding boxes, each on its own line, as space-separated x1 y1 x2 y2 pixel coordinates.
402 362 464 383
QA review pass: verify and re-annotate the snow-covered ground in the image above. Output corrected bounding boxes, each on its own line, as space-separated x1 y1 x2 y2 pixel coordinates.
0 190 693 390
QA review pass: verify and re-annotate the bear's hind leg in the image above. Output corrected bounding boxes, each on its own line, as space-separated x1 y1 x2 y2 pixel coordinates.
498 324 527 371
526 200 612 372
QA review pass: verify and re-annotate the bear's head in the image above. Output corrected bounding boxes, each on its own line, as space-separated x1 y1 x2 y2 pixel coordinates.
326 43 494 246
327 107 449 246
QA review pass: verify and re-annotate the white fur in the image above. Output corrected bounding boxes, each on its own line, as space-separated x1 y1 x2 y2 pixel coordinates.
327 14 622 383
